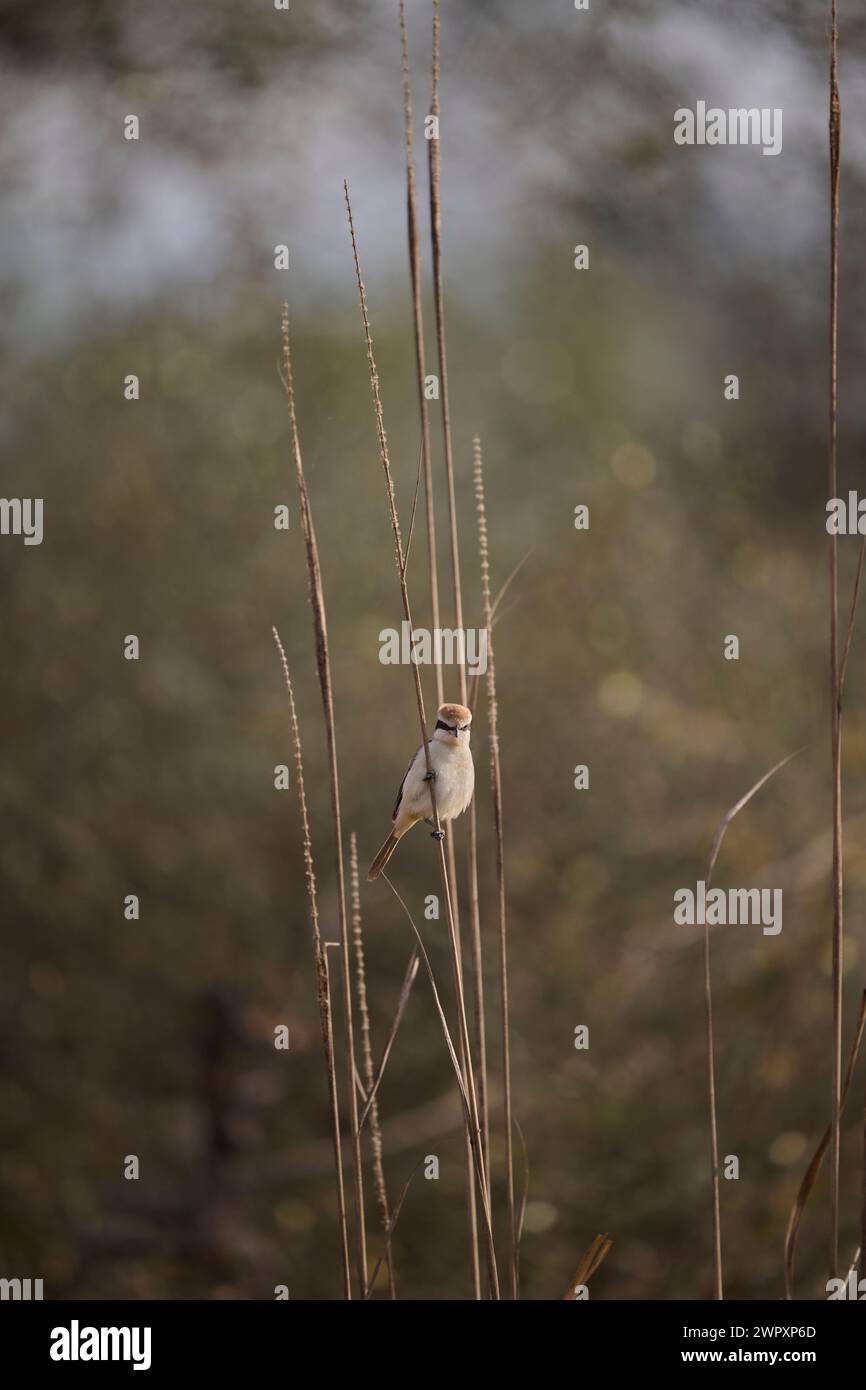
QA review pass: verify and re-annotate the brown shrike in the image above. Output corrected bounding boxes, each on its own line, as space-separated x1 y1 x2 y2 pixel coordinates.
367 702 475 881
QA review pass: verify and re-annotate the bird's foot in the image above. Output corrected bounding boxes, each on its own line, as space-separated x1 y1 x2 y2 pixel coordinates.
423 768 437 782
430 829 445 841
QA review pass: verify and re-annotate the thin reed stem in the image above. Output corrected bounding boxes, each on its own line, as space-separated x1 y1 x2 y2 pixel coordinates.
350 831 396 1298
398 4 481 1294
271 628 352 1299
427 0 463 670
474 435 516 1298
426 0 491 1274
358 948 420 1134
828 0 843 1282
702 751 799 1299
860 1080 866 1286
279 309 368 1296
344 180 499 1298
784 989 866 1297
702 915 722 1299
399 0 442 699
365 1158 425 1299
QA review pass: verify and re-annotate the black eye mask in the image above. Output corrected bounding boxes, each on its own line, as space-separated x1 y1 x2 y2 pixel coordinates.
435 720 457 734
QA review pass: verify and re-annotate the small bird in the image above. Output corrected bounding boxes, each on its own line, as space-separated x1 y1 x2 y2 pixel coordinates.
367 702 475 881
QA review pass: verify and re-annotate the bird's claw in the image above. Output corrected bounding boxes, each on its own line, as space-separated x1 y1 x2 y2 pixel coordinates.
430 829 445 841
423 769 437 782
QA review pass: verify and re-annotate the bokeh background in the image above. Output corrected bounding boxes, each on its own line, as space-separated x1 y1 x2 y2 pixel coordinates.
3 0 866 1300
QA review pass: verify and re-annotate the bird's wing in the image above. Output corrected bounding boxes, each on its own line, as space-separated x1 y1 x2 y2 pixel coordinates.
392 743 423 821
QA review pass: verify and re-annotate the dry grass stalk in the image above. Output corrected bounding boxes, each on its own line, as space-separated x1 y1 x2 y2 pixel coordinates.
271 627 352 1299
349 831 396 1298
398 2 483 1296
279 307 368 1296
514 1116 530 1283
427 0 462 673
425 0 491 1273
784 988 866 1298
343 179 499 1297
861 1086 866 1286
381 872 501 1192
827 0 843 1281
839 539 866 696
399 0 441 694
702 751 799 1299
375 878 502 1292
365 1156 425 1299
358 948 420 1134
474 435 517 1298
465 802 489 1199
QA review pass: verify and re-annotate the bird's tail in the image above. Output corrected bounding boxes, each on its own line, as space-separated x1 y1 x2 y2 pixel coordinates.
367 830 401 882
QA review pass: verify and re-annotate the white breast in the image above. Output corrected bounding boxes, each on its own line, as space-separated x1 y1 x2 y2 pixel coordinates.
400 739 475 826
